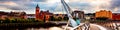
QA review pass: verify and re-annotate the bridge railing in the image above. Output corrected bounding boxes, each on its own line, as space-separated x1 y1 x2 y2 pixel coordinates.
72 23 90 30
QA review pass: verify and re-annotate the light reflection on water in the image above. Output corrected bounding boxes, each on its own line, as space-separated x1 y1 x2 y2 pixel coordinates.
25 28 48 30
17 27 63 30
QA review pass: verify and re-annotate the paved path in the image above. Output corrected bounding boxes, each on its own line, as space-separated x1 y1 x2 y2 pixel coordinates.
74 24 107 30
90 25 100 30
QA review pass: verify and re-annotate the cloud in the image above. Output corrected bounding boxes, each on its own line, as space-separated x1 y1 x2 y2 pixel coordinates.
111 0 120 7
0 0 120 14
7 6 25 10
0 0 47 2
110 0 120 11
0 1 18 6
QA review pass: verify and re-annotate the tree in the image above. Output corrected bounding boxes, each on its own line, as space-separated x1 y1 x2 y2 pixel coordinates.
4 18 10 23
63 17 69 21
96 17 108 20
49 16 55 21
58 17 62 21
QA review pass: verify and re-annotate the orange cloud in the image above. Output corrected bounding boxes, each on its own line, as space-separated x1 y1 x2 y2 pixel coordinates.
114 7 118 11
0 1 18 6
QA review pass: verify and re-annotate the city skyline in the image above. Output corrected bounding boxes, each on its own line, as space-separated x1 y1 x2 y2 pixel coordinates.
0 0 120 14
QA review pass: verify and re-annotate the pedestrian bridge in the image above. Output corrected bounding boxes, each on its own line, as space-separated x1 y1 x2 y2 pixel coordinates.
63 23 107 30
48 21 117 30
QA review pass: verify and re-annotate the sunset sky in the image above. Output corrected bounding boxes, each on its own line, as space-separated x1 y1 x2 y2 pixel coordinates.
0 0 120 14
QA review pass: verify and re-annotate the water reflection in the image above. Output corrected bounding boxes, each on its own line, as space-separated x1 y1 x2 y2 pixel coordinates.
1 27 63 30
49 27 63 30
24 27 63 30
25 28 48 30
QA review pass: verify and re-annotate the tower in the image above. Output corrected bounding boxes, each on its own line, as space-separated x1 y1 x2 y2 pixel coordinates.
36 4 40 20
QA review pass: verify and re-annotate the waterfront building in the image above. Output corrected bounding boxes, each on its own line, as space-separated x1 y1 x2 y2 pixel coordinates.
72 10 84 20
53 14 67 18
53 14 68 21
0 11 27 20
35 4 53 21
0 11 8 20
36 4 40 20
39 10 53 21
112 13 120 20
27 14 35 19
8 11 27 20
95 10 112 20
85 13 95 20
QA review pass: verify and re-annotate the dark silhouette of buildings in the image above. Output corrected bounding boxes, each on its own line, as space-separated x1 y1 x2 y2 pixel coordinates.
0 11 27 20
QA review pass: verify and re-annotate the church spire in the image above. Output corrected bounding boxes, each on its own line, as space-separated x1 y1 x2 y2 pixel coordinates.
36 4 39 8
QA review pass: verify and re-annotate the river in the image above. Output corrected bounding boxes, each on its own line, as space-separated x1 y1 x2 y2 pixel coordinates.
0 26 64 30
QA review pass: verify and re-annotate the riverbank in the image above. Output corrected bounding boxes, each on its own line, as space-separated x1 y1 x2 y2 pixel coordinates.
0 22 66 29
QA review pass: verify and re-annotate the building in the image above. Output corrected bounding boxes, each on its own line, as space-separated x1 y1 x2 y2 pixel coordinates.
112 13 120 20
36 4 40 20
95 10 112 19
0 11 8 20
35 4 53 21
27 14 35 19
85 13 95 20
8 11 27 20
72 10 84 20
39 10 53 21
0 11 27 20
9 11 27 19
53 14 67 18
53 14 68 20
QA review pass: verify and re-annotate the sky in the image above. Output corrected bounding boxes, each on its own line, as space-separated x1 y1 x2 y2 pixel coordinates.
0 0 120 14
